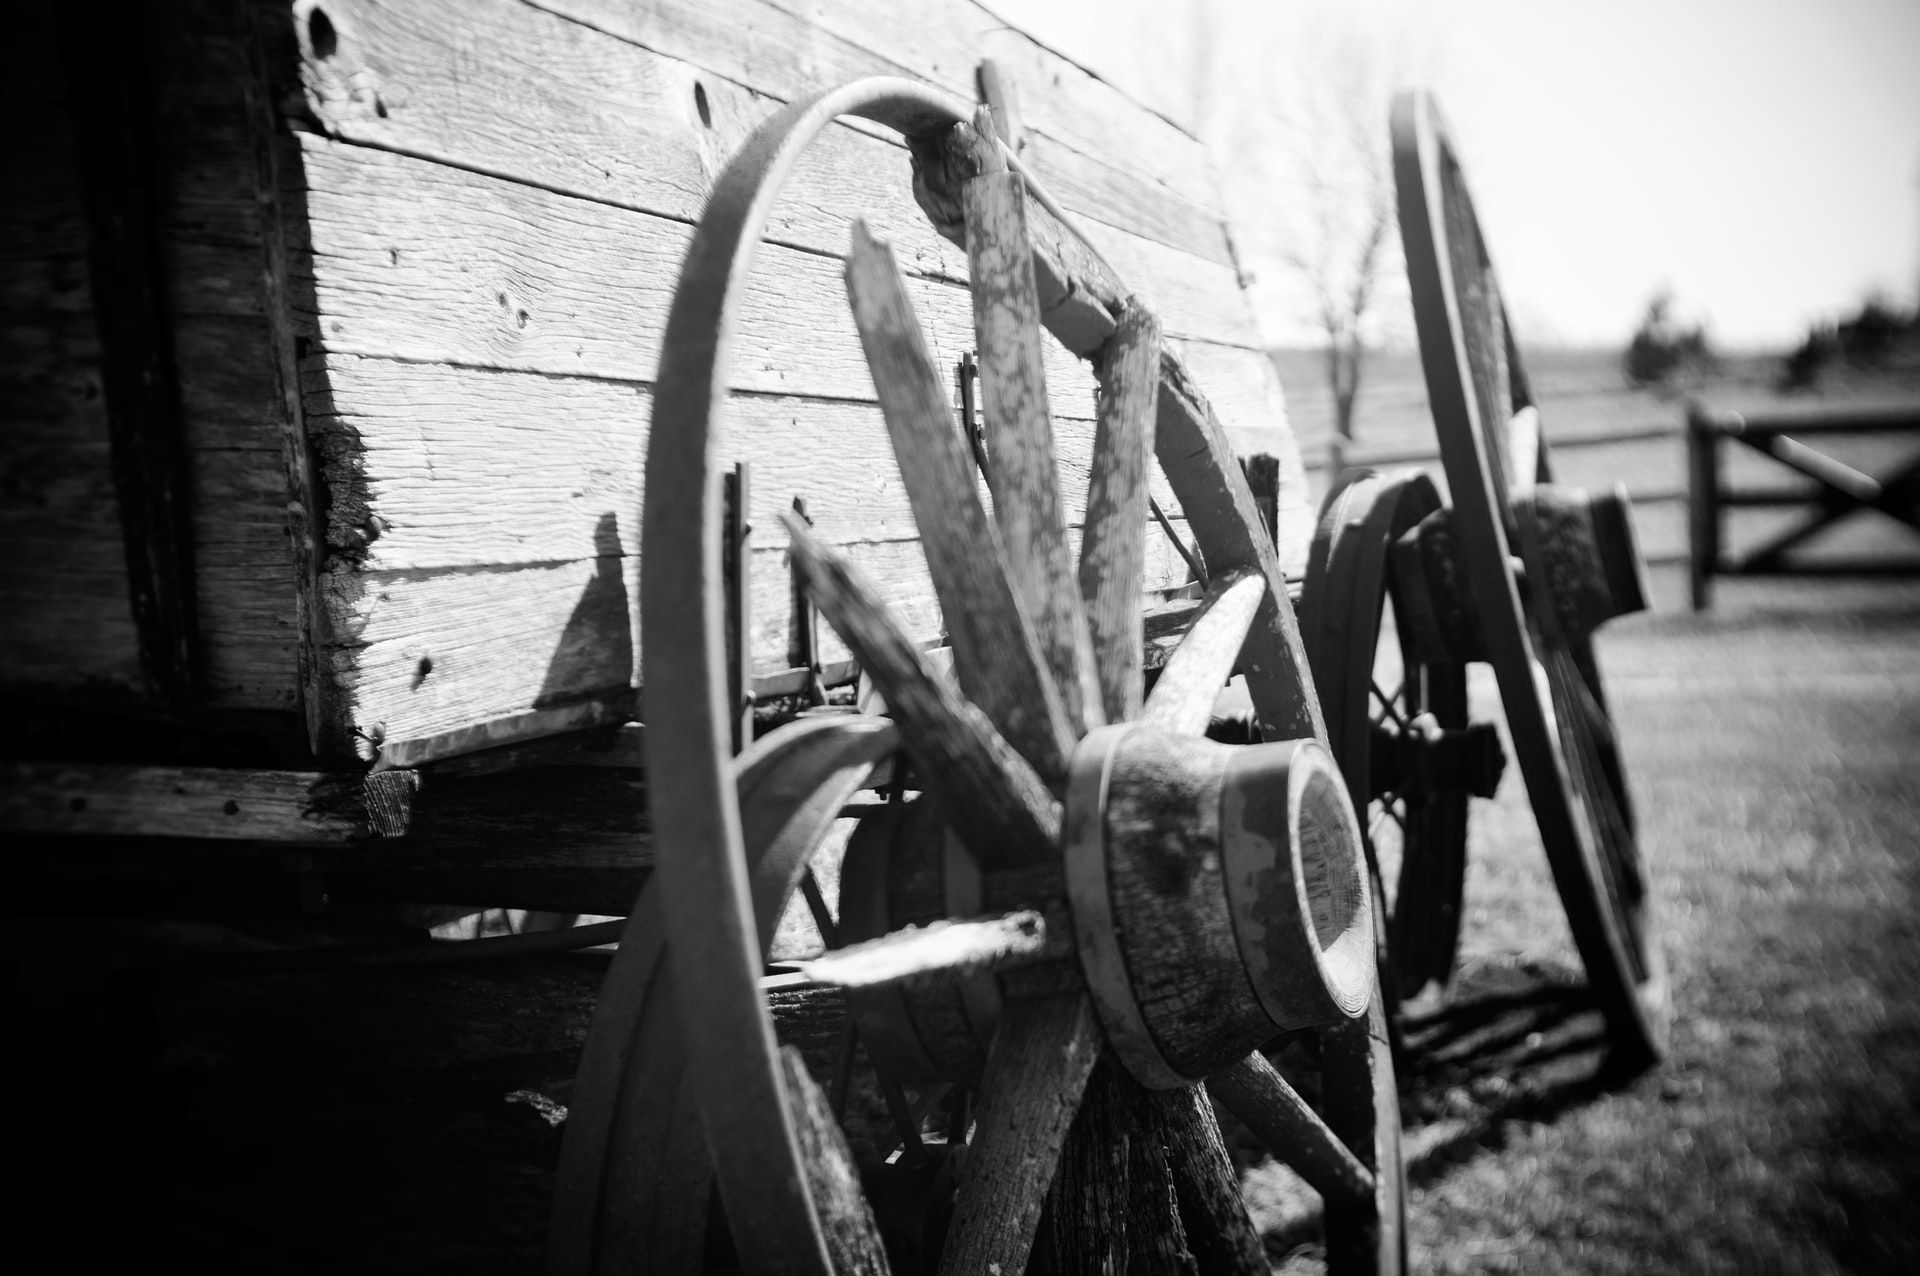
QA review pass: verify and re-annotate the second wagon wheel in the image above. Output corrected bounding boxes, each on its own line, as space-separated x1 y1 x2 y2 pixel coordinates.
552 79 1406 1274
1390 89 1669 1064
1301 468 1482 1013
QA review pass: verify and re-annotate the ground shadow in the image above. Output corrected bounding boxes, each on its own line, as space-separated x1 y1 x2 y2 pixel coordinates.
1240 955 1650 1266
1395 957 1645 1185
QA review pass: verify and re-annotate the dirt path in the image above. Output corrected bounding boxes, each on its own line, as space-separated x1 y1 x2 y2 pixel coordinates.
1384 580 1920 1274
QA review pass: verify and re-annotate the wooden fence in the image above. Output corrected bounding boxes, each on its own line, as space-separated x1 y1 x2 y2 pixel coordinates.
1686 404 1920 608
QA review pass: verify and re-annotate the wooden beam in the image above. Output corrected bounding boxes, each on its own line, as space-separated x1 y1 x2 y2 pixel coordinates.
57 0 200 703
0 762 416 843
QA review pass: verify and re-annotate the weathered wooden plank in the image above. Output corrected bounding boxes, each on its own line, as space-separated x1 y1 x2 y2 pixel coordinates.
303 354 1208 570
1017 130 1233 267
323 516 1200 760
291 0 1234 270
295 137 1066 395
0 762 391 842
0 310 144 693
1077 222 1261 352
293 137 1244 401
299 341 1278 570
58 0 202 704
529 0 1221 211
173 315 302 711
0 14 94 319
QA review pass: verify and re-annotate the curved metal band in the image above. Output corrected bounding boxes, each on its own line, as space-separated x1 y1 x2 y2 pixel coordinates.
642 79 969 1275
1062 723 1192 1090
640 76 1108 1273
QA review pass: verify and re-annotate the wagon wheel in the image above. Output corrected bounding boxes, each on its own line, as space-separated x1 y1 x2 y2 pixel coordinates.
1301 468 1477 1011
551 79 1406 1274
1391 90 1669 1064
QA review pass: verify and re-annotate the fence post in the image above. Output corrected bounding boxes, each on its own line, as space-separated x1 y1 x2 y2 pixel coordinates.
1686 403 1719 610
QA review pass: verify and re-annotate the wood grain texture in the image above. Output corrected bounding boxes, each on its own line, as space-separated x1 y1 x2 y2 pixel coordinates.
313 524 1200 762
1044 1058 1134 1270
293 0 1238 277
843 220 1075 779
1081 303 1162 721
1156 1084 1269 1274
938 989 1104 1276
0 0 307 716
781 1046 891 1274
0 1 148 698
303 355 1201 575
1156 353 1326 746
58 0 202 703
799 910 1057 989
272 0 1306 761
294 137 1114 403
530 0 1222 222
153 0 304 713
0 761 393 843
0 312 144 694
1100 732 1273 1080
1125 1088 1199 1275
963 155 1100 731
1208 1049 1372 1208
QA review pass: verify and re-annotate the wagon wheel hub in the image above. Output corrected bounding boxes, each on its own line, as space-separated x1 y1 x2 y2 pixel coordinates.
837 725 1374 1094
1063 725 1373 1088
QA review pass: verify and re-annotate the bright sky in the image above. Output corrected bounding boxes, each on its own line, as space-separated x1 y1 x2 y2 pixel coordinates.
996 0 1920 350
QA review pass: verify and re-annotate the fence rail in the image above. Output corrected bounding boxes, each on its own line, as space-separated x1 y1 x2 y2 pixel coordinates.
1687 403 1920 608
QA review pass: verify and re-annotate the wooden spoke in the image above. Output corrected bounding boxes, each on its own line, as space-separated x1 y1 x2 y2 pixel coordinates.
1125 1101 1195 1274
1139 569 1266 736
1044 1059 1135 1269
1154 1085 1269 1274
780 1047 891 1275
1080 302 1164 722
962 106 1103 733
938 991 1105 1276
844 219 1076 779
1207 1050 1374 1210
797 909 1066 990
784 514 1060 870
1153 353 1326 747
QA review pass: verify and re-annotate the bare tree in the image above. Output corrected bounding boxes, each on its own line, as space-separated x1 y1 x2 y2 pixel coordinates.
1200 4 1424 475
1273 22 1403 473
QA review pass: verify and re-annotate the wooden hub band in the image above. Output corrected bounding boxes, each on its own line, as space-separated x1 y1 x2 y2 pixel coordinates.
1064 724 1373 1089
1515 482 1650 641
1395 483 1650 661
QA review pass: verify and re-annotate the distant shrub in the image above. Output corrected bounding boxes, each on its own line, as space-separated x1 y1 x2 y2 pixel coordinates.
1776 326 1836 392
1623 291 1713 391
1778 297 1915 391
1837 298 1906 369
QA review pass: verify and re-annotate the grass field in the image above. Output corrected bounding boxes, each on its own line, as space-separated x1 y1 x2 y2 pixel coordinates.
1378 579 1920 1275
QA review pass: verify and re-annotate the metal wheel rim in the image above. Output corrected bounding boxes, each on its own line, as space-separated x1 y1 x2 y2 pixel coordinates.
1391 90 1668 1063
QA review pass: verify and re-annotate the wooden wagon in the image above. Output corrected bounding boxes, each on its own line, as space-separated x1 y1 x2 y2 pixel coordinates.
4 2 1665 1271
